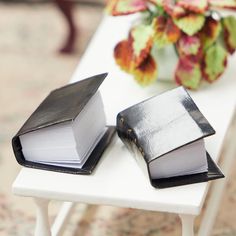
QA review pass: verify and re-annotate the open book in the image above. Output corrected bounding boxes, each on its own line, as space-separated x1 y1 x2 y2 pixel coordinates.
149 139 207 179
20 91 106 169
12 73 115 174
117 87 224 188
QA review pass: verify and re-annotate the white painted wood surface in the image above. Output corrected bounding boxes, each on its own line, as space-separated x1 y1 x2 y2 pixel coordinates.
51 202 75 236
34 198 51 236
198 111 236 236
179 214 195 236
13 15 236 219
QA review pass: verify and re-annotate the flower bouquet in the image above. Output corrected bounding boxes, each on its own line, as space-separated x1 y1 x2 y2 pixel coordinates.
106 0 236 89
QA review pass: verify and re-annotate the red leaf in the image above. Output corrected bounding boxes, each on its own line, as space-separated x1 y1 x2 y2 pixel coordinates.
209 0 236 10
114 40 133 73
177 0 208 14
133 55 158 85
199 16 222 51
129 24 154 66
175 57 202 89
152 16 181 48
177 34 202 59
163 0 186 18
114 39 158 85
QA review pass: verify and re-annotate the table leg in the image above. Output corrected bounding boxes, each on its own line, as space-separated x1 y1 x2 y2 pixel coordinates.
34 198 51 236
198 111 236 236
198 180 223 236
179 214 196 236
51 202 75 236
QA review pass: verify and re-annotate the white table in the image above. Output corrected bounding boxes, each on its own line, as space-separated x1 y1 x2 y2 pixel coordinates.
12 15 236 236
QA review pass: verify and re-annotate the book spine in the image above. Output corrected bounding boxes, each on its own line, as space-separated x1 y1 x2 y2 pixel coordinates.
116 114 150 180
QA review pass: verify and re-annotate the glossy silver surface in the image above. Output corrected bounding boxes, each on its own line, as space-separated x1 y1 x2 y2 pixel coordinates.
118 87 215 163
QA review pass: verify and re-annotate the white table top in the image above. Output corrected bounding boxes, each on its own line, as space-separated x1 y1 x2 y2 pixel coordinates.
13 15 236 216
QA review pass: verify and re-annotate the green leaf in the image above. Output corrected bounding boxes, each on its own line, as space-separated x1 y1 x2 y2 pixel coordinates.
209 0 236 10
175 57 202 89
152 16 181 48
202 43 228 82
222 16 236 54
106 0 148 16
130 24 154 66
133 55 158 85
147 0 164 6
173 14 205 36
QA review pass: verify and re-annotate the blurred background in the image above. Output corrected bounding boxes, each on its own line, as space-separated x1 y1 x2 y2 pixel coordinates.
0 1 235 235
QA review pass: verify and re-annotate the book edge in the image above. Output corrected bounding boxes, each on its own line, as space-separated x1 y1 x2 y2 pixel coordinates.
15 73 108 137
